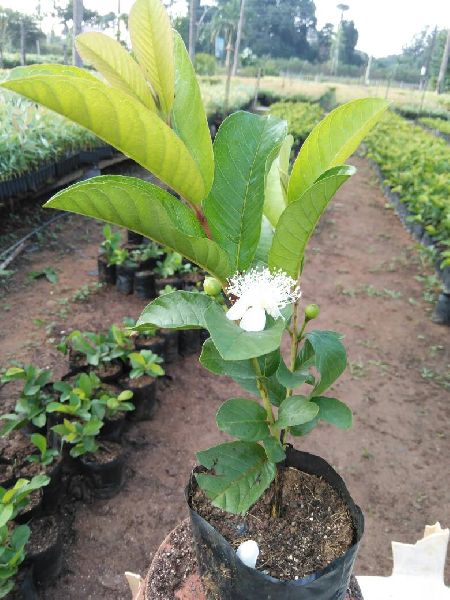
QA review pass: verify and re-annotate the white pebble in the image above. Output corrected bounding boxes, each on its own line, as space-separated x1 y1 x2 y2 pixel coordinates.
236 540 259 569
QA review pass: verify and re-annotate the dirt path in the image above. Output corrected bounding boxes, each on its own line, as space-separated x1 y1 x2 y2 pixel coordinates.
0 157 449 598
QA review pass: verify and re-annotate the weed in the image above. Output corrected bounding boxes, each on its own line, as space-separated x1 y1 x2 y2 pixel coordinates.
361 448 374 460
349 360 366 378
27 267 58 284
72 282 103 302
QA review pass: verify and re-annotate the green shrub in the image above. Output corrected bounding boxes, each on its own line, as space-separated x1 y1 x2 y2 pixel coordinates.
195 53 216 76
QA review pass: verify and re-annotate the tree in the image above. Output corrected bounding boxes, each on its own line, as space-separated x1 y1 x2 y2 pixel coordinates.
436 29 450 94
245 0 317 59
232 0 246 75
340 20 361 65
317 22 334 63
209 0 240 69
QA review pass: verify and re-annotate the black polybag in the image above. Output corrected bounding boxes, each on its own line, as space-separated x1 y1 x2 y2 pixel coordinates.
188 447 364 600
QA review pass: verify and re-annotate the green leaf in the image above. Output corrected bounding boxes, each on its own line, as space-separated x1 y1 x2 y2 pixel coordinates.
4 63 99 81
0 505 13 528
128 0 174 115
312 396 352 429
263 437 286 463
75 32 157 111
30 434 47 458
269 168 354 279
216 398 270 441
200 338 256 380
290 417 319 437
204 112 287 270
276 395 319 429
44 177 231 281
196 441 276 514
11 524 30 550
263 134 293 227
254 216 273 265
305 330 347 396
276 358 314 389
258 349 281 377
137 291 213 330
172 32 214 198
1 69 206 203
204 302 286 360
288 98 389 201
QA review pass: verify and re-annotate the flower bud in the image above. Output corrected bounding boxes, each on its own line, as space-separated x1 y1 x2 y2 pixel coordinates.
203 276 222 296
305 303 320 320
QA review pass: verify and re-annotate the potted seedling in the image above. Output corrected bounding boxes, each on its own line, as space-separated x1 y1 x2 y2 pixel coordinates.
0 474 50 527
91 389 134 443
25 434 62 514
0 366 53 436
52 417 124 499
3 2 388 596
0 522 33 599
98 224 122 285
153 252 184 295
120 350 164 421
112 248 139 295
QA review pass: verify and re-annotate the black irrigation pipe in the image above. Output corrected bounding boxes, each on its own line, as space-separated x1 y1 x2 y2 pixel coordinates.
0 211 69 263
368 157 450 325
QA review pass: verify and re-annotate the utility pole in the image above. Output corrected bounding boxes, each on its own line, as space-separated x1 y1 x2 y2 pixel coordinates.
116 0 121 42
72 0 83 67
232 0 246 77
20 19 26 66
188 0 196 63
436 29 450 95
331 4 349 76
364 55 372 86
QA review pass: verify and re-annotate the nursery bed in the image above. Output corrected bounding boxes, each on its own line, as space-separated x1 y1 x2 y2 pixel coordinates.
0 157 449 598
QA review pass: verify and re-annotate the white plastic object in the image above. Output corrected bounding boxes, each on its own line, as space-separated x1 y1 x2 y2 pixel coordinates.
236 540 260 569
358 522 450 600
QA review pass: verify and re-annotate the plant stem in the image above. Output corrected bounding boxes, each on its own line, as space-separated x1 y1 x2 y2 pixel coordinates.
273 299 302 517
251 357 274 426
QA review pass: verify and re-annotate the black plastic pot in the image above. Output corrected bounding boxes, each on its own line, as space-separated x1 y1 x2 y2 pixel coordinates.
91 360 124 384
67 350 89 374
187 447 364 600
121 377 158 421
41 458 64 514
55 153 80 178
116 261 139 295
127 230 144 245
161 330 179 364
97 255 116 285
6 567 38 599
26 515 63 585
432 291 450 325
98 414 127 443
178 329 201 356
154 276 184 295
134 334 165 355
79 441 125 499
14 489 44 525
134 270 156 299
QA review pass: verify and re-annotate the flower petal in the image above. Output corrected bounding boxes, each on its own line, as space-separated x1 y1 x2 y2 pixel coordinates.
226 297 250 322
239 307 266 332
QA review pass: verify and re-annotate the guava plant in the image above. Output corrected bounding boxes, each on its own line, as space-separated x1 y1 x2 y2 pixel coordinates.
1 0 388 515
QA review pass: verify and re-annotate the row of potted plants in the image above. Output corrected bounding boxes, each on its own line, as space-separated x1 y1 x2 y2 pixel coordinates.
269 100 324 149
97 226 203 298
417 116 450 141
0 94 118 202
0 318 181 596
364 111 450 291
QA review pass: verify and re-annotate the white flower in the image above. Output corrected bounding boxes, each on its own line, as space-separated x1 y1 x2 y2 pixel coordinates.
226 267 301 332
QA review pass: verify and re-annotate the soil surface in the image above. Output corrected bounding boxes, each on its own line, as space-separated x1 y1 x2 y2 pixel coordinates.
0 157 449 598
145 519 363 600
191 467 354 579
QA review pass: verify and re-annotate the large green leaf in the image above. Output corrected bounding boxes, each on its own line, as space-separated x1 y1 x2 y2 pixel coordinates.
2 63 99 81
200 338 256 380
204 302 286 360
216 398 270 441
1 69 207 203
288 98 389 201
275 395 319 429
269 168 354 278
204 112 287 270
128 0 174 115
44 176 231 281
136 291 212 330
305 330 347 396
75 32 156 111
196 441 276 514
172 32 214 198
263 134 293 227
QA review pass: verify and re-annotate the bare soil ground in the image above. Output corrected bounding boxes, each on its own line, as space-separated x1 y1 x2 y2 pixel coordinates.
0 157 448 599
